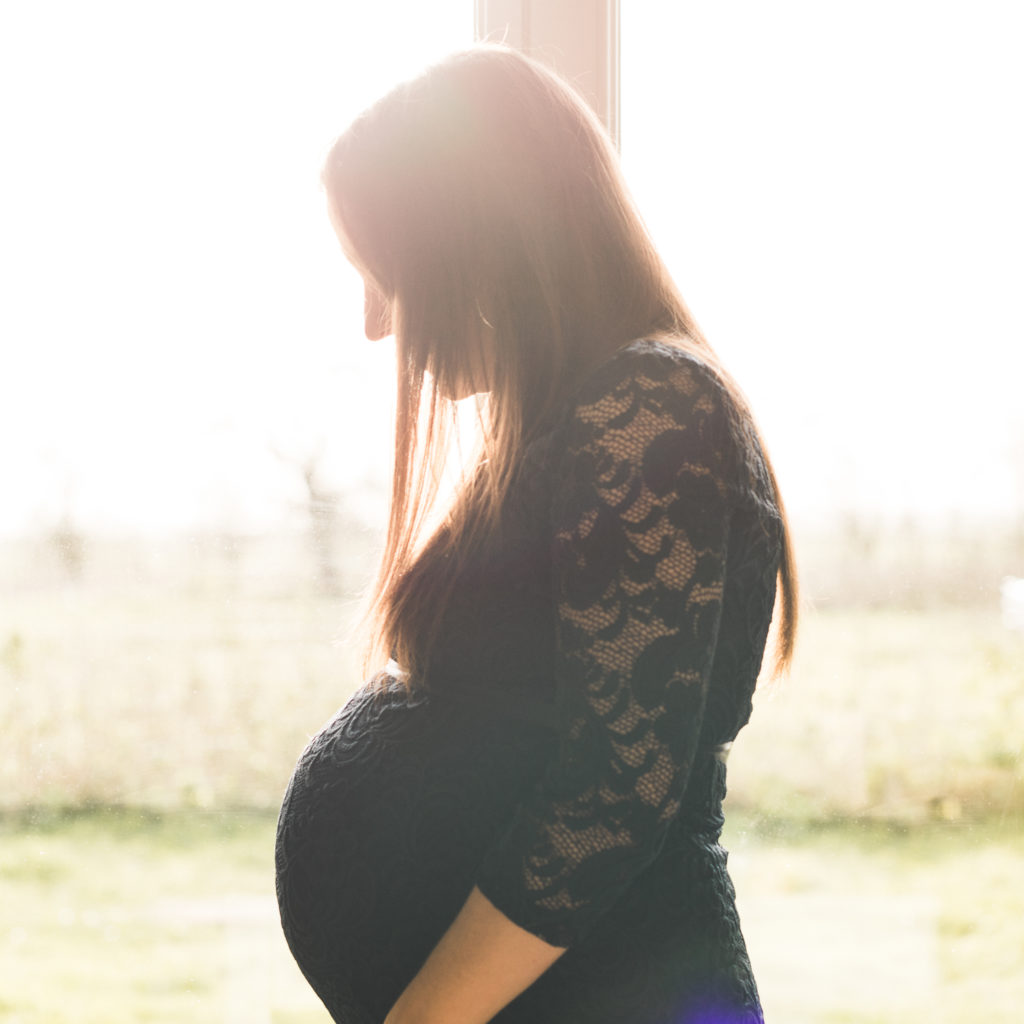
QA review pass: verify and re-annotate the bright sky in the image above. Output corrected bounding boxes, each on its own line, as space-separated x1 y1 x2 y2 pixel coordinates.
2 1 1022 537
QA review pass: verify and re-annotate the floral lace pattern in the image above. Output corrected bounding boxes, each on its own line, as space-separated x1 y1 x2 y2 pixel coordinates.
475 343 773 948
276 341 780 1023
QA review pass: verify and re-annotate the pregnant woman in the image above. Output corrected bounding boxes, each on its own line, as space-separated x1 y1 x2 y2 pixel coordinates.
275 44 797 1024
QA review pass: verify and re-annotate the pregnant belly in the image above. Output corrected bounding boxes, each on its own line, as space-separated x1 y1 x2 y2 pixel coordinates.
275 678 551 1021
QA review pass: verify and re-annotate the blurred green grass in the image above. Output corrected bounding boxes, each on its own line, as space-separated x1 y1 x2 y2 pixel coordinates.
2 526 1023 1020
2 577 1021 818
1 808 1022 1023
0 809 326 1024
0 581 360 810
730 606 1024 821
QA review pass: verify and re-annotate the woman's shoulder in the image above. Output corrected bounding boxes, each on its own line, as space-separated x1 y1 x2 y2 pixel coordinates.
567 337 733 433
556 338 776 509
523 337 743 478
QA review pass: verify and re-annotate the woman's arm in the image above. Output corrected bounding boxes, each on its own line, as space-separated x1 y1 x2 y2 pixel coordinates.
387 351 734 1022
473 352 734 947
383 885 566 1024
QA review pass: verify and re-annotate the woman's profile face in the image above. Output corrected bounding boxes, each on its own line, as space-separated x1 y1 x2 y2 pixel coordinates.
361 281 392 342
327 201 393 342
326 197 493 397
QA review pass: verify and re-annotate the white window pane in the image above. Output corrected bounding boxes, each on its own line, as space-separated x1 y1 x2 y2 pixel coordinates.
622 1 1024 525
0 0 473 535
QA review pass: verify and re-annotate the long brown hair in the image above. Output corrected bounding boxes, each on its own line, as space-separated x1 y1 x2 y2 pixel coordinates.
323 45 797 680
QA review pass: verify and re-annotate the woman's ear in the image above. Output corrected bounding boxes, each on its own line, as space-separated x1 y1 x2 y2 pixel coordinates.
364 281 393 341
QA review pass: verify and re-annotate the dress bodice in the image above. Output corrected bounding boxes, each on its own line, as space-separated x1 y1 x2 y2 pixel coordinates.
275 338 778 1022
420 339 783 946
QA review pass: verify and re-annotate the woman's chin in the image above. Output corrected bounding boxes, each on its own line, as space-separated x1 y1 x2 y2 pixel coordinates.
450 385 489 402
435 373 490 402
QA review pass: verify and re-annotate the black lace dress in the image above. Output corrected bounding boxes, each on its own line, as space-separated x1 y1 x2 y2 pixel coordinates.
275 340 781 1024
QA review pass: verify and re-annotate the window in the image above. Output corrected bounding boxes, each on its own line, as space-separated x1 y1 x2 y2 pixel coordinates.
622 5 1024 1021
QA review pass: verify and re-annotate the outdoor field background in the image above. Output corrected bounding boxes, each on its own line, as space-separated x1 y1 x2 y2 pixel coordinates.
3 0 1023 1021
2 524 1023 1023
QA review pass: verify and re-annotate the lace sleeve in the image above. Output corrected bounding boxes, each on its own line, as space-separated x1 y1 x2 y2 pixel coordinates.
475 349 736 948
